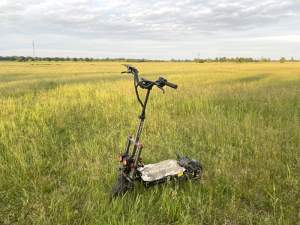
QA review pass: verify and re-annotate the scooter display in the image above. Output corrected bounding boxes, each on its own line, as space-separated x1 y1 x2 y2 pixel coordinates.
111 65 203 197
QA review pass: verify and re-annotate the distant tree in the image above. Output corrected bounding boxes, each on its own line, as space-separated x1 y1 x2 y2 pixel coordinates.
260 57 268 62
215 57 218 62
207 58 212 63
260 56 264 62
279 57 285 63
10 56 16 61
71 58 77 62
239 58 245 63
54 57 59 62
230 58 234 62
234 57 239 63
84 57 90 62
17 56 23 62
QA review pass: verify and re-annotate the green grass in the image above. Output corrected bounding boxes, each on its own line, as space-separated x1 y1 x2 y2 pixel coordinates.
0 61 299 224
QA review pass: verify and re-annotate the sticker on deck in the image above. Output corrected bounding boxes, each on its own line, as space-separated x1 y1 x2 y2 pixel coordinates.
138 159 186 182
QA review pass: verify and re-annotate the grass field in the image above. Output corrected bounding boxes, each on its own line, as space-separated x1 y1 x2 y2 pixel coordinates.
0 61 299 224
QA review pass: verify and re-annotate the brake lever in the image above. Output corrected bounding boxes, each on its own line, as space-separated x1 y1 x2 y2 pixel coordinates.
122 64 130 69
121 70 131 74
156 84 165 94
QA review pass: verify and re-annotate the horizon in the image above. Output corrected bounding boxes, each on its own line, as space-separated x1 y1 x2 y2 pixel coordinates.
0 56 296 62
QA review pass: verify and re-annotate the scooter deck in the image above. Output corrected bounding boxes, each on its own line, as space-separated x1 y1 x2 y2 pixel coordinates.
137 159 185 182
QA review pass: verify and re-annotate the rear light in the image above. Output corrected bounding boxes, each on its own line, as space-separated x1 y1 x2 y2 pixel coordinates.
118 155 123 162
123 159 128 166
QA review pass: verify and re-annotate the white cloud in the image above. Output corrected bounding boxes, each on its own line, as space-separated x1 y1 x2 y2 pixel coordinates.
1 0 299 37
0 0 299 59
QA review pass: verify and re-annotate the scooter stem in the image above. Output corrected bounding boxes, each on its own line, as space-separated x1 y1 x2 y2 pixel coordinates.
129 88 151 158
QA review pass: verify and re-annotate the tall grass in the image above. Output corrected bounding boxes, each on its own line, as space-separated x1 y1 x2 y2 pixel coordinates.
0 61 299 224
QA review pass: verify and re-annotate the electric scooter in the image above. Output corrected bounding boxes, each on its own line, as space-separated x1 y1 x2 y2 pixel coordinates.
111 65 203 197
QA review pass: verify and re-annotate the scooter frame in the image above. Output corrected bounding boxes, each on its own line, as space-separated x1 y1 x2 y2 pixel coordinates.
111 65 202 196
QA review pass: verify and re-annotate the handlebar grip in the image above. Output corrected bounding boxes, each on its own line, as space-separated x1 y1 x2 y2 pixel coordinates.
164 80 177 89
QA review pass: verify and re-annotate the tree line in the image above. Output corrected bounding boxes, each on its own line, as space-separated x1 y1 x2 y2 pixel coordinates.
0 56 293 63
194 57 295 63
194 57 271 63
0 56 166 62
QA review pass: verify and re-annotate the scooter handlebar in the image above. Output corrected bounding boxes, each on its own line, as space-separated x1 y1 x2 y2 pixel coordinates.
121 65 178 92
164 80 177 89
158 77 178 89
122 64 138 74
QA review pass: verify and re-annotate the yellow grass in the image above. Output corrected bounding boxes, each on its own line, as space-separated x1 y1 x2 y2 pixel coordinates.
0 61 299 224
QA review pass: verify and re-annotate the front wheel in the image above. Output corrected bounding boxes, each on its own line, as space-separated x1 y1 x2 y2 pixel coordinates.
110 179 133 197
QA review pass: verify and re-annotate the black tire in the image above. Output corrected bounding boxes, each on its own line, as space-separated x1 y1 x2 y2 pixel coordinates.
193 164 203 179
110 179 132 197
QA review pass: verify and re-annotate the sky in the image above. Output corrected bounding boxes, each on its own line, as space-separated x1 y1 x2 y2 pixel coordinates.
0 0 299 60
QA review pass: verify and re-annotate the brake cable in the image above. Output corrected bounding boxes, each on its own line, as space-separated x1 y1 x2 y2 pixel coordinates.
122 64 164 108
135 81 144 108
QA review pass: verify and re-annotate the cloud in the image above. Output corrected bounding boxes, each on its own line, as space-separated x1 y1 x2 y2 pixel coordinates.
1 0 299 38
1 0 299 59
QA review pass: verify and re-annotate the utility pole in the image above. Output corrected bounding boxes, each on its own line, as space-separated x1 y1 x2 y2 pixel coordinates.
32 40 36 60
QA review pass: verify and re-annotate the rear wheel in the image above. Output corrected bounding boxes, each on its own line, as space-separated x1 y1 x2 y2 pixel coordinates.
110 179 133 197
193 164 203 179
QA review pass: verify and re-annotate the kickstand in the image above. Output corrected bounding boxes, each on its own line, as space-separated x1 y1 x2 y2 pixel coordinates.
179 176 183 189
